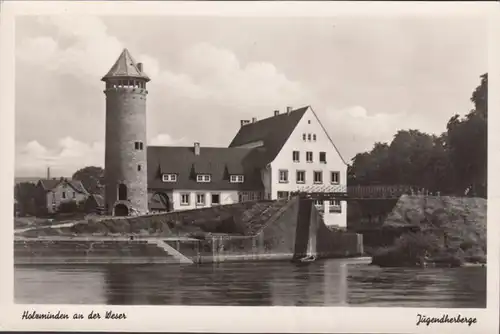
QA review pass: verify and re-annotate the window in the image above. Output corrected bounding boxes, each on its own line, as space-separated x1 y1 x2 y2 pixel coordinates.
62 191 66 199
307 134 311 141
292 151 300 162
308 120 311 124
331 171 340 184
134 141 144 150
314 171 323 184
319 152 327 163
313 134 317 141
306 151 313 163
211 193 220 205
302 134 306 141
277 191 290 199
230 175 244 183
296 170 305 183
314 200 323 206
137 164 142 171
180 193 190 206
73 192 76 198
329 200 342 213
329 200 341 207
162 174 177 182
196 193 206 206
197 174 211 183
118 184 127 200
279 170 289 183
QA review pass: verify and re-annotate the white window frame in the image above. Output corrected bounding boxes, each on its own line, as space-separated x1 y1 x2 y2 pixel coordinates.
296 170 306 184
329 199 342 213
197 174 211 183
314 171 323 184
292 151 300 163
331 171 340 184
162 174 177 182
306 151 313 163
180 193 190 206
279 169 289 183
230 175 244 183
196 193 206 206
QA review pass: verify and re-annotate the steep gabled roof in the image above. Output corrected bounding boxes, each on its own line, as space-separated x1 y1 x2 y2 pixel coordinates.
147 146 266 191
101 48 150 81
228 106 309 165
37 179 89 194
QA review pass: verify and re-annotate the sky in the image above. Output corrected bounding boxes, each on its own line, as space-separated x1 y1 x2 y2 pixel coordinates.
14 15 488 177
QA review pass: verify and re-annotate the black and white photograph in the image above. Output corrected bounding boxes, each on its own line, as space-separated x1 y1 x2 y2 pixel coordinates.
1 1 498 333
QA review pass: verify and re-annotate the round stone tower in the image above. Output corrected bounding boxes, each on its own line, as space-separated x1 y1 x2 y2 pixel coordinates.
102 48 150 216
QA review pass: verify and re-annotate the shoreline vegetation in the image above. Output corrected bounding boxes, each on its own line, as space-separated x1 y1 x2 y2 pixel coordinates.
368 195 486 268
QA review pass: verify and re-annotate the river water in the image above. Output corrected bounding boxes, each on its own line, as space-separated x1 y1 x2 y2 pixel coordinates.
14 259 486 307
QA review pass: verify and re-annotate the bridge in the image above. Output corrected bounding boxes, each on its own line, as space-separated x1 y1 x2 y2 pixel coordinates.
292 184 420 201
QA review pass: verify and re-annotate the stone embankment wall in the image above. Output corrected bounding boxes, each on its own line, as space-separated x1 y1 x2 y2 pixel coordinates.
14 239 178 265
15 199 364 264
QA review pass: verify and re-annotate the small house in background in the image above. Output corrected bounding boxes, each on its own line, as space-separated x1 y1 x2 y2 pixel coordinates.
83 194 105 215
36 178 89 214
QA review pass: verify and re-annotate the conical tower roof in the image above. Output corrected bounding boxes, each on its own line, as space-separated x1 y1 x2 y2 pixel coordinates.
101 48 150 82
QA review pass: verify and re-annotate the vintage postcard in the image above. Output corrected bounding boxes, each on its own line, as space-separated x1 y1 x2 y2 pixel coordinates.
0 1 499 333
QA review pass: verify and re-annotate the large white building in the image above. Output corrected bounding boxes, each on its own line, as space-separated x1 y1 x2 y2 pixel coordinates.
147 106 348 227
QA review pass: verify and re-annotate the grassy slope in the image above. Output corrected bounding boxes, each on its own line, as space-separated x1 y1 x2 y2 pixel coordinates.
372 195 486 267
16 200 290 238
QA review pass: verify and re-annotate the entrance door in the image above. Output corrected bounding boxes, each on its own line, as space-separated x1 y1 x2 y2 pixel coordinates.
114 203 129 216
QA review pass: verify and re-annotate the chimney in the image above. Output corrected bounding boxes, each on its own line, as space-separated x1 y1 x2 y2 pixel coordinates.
240 119 251 127
252 117 257 123
137 63 143 72
274 110 279 116
194 142 200 156
47 167 50 180
286 106 293 114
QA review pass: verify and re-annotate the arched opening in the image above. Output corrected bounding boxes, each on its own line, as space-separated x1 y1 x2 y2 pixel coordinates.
118 183 127 201
114 203 129 216
150 192 171 212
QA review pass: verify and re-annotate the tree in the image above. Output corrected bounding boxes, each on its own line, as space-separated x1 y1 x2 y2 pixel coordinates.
72 166 104 194
14 182 40 216
446 73 487 196
347 73 487 198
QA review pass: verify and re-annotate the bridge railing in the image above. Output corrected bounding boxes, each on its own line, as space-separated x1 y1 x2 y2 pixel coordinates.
292 184 419 200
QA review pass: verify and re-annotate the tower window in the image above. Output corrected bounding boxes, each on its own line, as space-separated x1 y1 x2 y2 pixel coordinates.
118 184 127 201
137 164 142 171
134 141 144 150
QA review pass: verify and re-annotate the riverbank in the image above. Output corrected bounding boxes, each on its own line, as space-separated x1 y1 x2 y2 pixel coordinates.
368 195 486 268
14 199 364 265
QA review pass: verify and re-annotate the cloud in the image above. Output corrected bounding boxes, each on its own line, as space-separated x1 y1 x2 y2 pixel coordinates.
16 138 104 177
148 133 189 146
16 132 187 177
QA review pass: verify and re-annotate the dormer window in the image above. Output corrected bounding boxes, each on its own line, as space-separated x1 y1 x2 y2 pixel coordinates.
197 174 211 183
162 174 177 182
230 175 244 183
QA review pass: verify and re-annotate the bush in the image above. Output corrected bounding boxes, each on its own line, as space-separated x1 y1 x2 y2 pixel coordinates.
58 200 79 214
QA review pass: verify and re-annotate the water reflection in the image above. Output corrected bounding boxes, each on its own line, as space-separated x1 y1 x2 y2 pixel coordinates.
14 259 486 308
